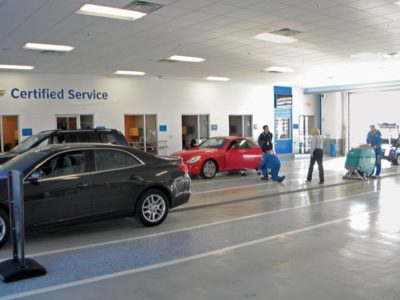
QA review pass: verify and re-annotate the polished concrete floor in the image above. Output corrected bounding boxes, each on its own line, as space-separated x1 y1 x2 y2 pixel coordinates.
1 157 400 300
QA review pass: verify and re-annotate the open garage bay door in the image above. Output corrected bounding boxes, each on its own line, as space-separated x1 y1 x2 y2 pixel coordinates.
349 90 399 148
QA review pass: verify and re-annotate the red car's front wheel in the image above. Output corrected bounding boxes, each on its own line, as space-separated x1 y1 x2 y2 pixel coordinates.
200 160 217 179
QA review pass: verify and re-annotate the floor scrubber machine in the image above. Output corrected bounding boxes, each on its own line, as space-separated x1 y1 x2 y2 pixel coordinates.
343 145 376 180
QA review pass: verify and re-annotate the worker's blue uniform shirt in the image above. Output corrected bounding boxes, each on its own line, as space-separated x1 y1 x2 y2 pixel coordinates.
259 153 282 181
366 130 382 175
366 130 382 150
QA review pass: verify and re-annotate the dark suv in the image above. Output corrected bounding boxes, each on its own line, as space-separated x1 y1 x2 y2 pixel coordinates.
0 128 129 164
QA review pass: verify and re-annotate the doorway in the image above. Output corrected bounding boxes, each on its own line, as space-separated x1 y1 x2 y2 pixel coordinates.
124 114 158 154
182 115 209 149
0 115 19 152
298 115 317 154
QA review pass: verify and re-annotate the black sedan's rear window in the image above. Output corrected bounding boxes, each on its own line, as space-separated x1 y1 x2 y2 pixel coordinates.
94 149 141 171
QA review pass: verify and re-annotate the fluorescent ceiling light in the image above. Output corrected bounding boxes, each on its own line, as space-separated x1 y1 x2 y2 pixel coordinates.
0 64 34 70
252 32 298 44
383 52 399 59
24 43 74 52
265 66 294 73
76 4 146 21
114 70 146 76
205 76 230 81
167 55 205 62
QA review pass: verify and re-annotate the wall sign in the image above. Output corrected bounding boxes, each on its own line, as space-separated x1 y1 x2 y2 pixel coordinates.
211 124 218 131
159 125 167 132
22 128 33 136
8 88 108 100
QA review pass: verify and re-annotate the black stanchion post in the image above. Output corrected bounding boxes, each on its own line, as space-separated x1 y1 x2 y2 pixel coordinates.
0 170 47 283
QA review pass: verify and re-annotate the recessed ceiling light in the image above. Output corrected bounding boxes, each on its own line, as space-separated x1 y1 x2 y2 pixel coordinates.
24 43 74 52
205 76 230 81
76 4 146 21
252 32 298 44
114 70 146 76
265 66 294 73
167 55 205 62
0 64 34 70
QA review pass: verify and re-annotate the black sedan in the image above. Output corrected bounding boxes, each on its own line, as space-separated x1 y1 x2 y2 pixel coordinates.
0 144 191 247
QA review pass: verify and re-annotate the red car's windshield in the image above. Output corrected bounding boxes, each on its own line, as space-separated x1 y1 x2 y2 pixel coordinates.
199 138 227 149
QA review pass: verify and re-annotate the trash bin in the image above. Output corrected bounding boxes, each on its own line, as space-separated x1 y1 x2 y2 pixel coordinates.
330 143 337 157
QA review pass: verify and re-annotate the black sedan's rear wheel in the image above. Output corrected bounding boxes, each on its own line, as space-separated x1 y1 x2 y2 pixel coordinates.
135 189 169 226
0 209 10 248
200 160 217 179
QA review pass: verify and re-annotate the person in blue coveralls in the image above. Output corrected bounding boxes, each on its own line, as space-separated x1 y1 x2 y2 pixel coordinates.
366 124 382 177
259 151 285 182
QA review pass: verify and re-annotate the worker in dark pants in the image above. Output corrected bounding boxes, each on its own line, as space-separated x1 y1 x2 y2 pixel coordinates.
306 128 324 184
366 124 382 177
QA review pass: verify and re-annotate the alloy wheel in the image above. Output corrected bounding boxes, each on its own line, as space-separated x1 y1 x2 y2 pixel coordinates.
202 160 216 178
142 194 166 223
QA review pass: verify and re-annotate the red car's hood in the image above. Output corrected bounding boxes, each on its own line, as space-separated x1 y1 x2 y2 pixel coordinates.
172 148 218 160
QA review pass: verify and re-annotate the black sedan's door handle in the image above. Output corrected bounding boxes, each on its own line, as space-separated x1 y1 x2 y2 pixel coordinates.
77 183 88 188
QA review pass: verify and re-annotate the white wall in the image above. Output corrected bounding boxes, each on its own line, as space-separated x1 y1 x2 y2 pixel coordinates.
0 72 284 154
321 92 343 139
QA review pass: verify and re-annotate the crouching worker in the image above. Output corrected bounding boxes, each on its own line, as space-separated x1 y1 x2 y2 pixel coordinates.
259 151 285 182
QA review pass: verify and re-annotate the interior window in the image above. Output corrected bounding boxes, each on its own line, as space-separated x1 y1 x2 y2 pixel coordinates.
36 151 86 178
94 150 140 171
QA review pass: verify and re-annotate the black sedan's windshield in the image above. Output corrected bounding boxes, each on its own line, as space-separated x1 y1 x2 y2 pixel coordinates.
0 148 49 176
199 138 227 149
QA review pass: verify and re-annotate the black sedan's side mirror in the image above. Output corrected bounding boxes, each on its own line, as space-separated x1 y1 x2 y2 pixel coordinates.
27 169 45 183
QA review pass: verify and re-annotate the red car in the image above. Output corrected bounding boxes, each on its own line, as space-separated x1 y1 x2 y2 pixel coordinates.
172 136 263 179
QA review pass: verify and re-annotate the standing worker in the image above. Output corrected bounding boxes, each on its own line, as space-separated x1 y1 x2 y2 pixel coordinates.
258 125 273 153
366 124 382 177
305 128 324 184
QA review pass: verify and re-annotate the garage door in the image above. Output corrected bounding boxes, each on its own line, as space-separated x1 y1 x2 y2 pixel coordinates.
349 90 399 147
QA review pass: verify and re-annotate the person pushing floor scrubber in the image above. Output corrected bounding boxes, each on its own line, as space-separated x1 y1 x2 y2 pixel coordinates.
366 124 382 177
343 125 381 180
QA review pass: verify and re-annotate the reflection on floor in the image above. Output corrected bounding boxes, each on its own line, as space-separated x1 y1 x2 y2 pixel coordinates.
0 157 399 300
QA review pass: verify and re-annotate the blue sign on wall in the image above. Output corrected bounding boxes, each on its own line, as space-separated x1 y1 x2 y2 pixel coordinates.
293 123 299 129
22 128 33 136
159 125 167 132
211 124 218 131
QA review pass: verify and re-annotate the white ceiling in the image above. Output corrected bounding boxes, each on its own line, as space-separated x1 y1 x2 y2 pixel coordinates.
2 0 400 87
